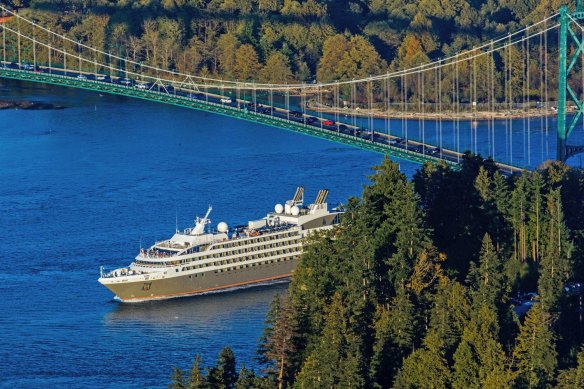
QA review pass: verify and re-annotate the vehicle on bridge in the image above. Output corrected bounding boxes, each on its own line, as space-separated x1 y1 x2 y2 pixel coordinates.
220 96 232 104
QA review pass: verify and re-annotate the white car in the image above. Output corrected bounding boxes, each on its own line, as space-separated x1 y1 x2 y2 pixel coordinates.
96 75 107 81
220 97 232 104
76 74 87 80
136 83 148 89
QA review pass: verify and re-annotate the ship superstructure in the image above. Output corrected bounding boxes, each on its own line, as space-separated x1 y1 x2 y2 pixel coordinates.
98 187 341 302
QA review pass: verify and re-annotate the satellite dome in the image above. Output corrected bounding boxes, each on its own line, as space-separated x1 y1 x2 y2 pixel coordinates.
291 206 300 216
275 204 284 214
217 222 228 233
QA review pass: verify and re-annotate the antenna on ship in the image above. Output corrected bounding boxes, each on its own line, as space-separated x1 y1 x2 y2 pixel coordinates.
175 206 178 233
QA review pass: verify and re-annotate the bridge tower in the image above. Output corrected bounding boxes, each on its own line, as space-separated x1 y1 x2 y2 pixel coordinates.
557 1 584 161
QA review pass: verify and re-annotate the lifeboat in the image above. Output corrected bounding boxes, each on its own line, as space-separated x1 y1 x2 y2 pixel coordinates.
0 16 14 24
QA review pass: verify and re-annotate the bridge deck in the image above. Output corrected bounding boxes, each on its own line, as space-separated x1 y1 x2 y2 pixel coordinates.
0 65 523 175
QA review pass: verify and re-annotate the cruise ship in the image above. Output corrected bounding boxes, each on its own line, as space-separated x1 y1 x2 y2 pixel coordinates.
98 187 341 302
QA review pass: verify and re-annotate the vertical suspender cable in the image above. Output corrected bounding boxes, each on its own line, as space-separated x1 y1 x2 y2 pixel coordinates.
506 36 512 165
456 61 460 163
539 32 544 161
389 77 392 141
335 82 339 133
504 37 509 162
32 24 36 69
522 37 527 165
17 15 20 66
544 19 549 158
404 74 408 145
318 83 323 130
435 65 439 150
352 81 356 131
418 71 422 141
527 31 531 167
369 79 373 141
439 63 443 158
2 8 6 66
473 52 477 155
421 71 425 154
452 63 456 158
491 42 495 158
286 88 290 121
385 77 390 139
487 46 492 156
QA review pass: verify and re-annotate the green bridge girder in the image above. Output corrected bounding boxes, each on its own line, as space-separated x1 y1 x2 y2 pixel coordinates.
0 67 456 167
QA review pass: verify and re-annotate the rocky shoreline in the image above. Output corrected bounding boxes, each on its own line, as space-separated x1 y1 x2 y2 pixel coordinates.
0 99 66 110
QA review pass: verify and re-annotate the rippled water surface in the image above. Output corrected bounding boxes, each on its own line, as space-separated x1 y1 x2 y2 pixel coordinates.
0 80 393 388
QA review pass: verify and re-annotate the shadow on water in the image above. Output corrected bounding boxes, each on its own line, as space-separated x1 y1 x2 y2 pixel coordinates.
105 281 289 327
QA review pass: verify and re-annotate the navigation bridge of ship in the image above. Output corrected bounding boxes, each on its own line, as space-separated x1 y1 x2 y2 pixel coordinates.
2 4 584 173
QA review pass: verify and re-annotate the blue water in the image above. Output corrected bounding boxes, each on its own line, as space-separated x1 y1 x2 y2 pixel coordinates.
0 80 392 388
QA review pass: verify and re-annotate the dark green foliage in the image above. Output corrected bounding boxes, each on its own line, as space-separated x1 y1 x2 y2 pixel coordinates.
190 355 206 389
451 306 511 388
171 159 584 389
293 292 365 389
467 233 509 311
394 331 451 389
556 345 584 388
170 367 188 389
427 278 471 358
208 347 238 389
512 304 557 388
257 295 297 388
537 188 572 311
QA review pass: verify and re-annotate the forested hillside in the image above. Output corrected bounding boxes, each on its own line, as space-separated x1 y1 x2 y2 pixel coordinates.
5 0 569 84
170 156 584 388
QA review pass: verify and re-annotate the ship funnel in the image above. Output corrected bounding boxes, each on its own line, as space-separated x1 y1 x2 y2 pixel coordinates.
291 186 304 205
314 189 329 205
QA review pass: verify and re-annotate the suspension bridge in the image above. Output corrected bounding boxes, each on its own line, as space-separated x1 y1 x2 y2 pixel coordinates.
2 4 584 173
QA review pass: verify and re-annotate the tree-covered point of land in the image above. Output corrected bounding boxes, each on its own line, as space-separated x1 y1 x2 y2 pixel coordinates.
170 156 584 388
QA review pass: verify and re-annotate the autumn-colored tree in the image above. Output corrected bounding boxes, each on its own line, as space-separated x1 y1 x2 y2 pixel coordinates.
259 53 292 83
216 34 240 78
233 44 261 81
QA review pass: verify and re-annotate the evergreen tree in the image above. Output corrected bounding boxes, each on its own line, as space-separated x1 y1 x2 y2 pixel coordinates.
235 367 256 389
466 233 508 310
538 189 572 310
452 306 511 389
512 304 557 388
208 347 238 389
556 344 584 388
257 295 297 389
428 278 471 357
369 288 418 388
393 331 451 389
189 355 206 389
170 367 188 389
293 293 364 389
